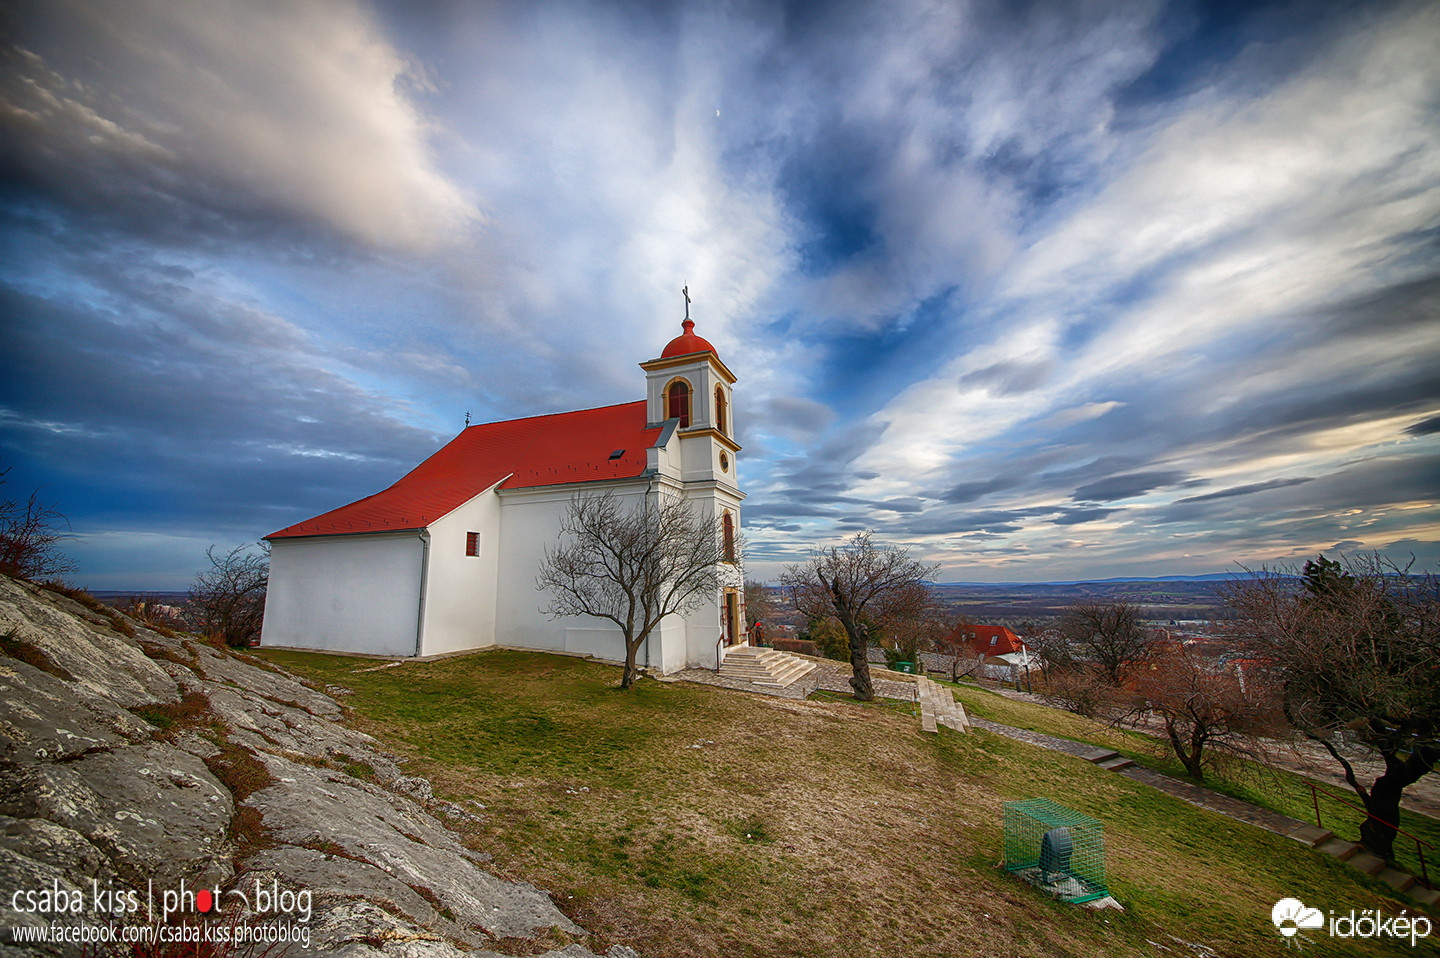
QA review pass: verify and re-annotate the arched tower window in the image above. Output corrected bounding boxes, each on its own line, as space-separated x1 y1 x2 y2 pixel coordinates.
666 379 691 427
722 511 736 563
715 385 728 435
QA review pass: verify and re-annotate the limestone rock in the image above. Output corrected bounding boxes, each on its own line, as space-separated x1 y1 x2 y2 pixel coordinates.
0 741 234 889
0 578 178 708
0 658 152 765
187 675 399 781
246 752 579 940
190 643 342 717
393 776 435 802
0 572 638 956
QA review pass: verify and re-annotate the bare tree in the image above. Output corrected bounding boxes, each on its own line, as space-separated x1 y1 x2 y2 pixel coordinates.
874 580 947 667
0 467 76 581
187 543 269 648
1224 553 1440 861
537 492 733 690
744 578 775 636
1119 645 1281 782
780 531 938 701
1033 599 1155 685
934 616 986 683
1038 666 1116 719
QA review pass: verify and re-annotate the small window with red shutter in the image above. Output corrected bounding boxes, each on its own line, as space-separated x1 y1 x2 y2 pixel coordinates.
466 532 480 557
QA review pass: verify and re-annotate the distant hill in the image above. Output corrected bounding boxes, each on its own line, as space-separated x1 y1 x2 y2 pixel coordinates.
938 572 1247 586
926 577 1237 622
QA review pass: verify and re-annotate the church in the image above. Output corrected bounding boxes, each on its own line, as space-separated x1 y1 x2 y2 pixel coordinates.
260 312 746 672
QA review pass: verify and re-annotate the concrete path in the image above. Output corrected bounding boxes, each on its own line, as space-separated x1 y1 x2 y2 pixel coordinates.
669 655 918 702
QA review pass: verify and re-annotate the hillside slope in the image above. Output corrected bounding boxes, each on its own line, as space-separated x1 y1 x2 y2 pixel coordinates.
0 573 635 958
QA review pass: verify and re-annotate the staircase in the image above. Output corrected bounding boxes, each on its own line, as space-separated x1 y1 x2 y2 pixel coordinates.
718 646 816 688
1293 831 1439 906
916 675 969 733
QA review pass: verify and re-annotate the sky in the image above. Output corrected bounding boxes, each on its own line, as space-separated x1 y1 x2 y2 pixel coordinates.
1 0 1437 590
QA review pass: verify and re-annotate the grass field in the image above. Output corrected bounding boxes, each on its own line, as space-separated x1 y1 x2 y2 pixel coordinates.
263 648 1429 958
946 679 1440 882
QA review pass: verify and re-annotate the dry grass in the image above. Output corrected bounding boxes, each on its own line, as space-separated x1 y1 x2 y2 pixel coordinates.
37 579 136 636
205 741 277 802
131 690 213 732
0 627 76 680
263 648 1421 958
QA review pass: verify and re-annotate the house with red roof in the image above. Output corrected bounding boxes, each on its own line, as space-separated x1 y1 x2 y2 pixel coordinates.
260 316 745 671
941 622 1029 662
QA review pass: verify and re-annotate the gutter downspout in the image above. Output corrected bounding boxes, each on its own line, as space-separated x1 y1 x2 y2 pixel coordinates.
414 530 431 657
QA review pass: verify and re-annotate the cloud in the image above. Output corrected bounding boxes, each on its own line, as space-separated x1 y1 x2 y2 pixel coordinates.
752 396 837 443
1072 471 1190 502
958 359 1056 396
0 1 477 250
3 0 1438 588
1175 477 1315 504
1052 507 1121 526
940 475 1023 504
1407 415 1440 436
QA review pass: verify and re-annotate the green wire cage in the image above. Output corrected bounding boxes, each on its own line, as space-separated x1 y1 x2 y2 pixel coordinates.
1003 799 1108 904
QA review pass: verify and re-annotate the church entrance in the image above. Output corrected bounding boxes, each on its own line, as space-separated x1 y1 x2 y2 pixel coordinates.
724 590 743 646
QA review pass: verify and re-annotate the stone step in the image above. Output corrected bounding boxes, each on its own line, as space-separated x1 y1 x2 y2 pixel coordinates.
915 676 969 733
1097 756 1134 771
1377 868 1417 893
935 685 967 733
718 649 816 689
1413 886 1439 907
753 661 816 688
916 676 939 734
1317 838 1360 860
1286 824 1333 848
1348 851 1386 876
1080 748 1122 764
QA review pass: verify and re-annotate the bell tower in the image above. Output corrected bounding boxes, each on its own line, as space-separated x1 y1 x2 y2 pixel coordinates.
640 307 740 488
639 291 746 654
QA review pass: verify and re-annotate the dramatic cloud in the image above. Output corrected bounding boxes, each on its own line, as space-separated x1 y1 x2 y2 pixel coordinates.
2 0 1436 587
0 1 477 250
1175 478 1316 504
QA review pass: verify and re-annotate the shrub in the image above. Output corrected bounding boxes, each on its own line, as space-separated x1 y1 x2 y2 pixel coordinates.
187 544 269 648
0 466 76 582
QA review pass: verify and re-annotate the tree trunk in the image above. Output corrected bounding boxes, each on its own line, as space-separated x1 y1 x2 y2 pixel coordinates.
1358 748 1435 861
619 634 641 690
848 634 874 701
829 586 875 702
1163 716 1206 782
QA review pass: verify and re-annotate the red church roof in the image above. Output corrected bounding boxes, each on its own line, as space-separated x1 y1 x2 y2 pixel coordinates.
267 400 661 539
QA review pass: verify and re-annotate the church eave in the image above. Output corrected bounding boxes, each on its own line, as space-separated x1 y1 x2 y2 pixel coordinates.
638 351 737 384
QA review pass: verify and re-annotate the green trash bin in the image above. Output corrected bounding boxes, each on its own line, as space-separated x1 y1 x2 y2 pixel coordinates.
894 662 915 674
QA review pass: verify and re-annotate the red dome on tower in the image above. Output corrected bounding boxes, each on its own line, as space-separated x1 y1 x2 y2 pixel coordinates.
661 319 718 359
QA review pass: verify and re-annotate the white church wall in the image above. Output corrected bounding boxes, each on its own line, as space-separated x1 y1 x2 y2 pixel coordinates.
262 533 424 656
563 626 628 662
497 480 703 671
418 483 503 656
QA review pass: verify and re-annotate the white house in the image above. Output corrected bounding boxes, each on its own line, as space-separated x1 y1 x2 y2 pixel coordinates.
260 317 746 671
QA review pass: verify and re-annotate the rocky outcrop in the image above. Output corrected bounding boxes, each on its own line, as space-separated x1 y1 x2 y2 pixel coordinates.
0 575 636 957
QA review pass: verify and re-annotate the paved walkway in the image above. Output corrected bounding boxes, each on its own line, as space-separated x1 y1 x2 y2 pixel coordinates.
665 666 818 700
668 657 919 703
809 658 918 702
